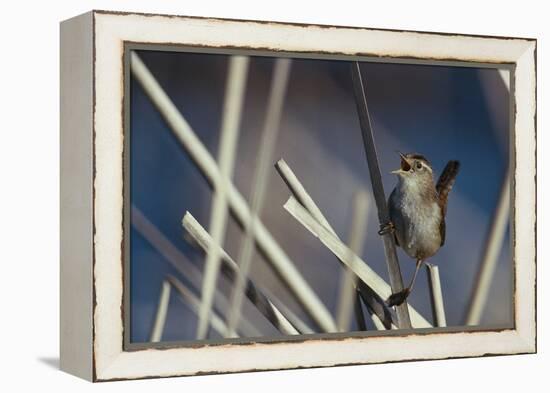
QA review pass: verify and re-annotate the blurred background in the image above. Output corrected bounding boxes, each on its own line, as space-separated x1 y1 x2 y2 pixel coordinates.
129 49 511 343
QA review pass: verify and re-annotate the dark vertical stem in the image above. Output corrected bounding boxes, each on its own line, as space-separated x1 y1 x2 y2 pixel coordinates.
354 290 367 331
350 62 412 329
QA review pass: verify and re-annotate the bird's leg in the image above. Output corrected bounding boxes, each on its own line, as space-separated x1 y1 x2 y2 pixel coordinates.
407 259 423 294
378 221 395 236
386 259 424 307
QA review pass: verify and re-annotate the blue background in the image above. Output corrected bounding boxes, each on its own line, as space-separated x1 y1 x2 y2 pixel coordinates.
130 50 511 342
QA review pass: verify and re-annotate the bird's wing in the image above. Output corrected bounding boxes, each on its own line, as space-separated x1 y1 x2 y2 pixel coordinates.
439 217 446 246
436 160 460 216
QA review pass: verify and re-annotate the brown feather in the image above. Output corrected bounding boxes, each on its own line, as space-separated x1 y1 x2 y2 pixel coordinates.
436 160 459 246
436 160 460 216
439 218 446 246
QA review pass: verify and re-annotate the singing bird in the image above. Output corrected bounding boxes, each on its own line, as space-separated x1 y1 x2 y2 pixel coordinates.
384 152 460 307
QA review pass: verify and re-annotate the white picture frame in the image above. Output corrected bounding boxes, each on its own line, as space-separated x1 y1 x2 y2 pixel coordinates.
60 10 536 382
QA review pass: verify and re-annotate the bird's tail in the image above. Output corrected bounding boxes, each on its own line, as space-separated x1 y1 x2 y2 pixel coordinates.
436 160 460 215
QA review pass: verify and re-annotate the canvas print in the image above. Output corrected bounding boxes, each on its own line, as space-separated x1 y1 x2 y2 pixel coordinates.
127 47 511 345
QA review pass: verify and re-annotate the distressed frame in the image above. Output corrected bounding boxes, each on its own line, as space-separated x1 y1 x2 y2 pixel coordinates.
60 10 536 382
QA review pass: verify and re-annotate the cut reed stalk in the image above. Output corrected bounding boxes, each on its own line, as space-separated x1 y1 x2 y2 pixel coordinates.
196 56 249 340
132 206 261 337
336 191 370 331
425 263 447 327
284 196 432 328
464 171 510 325
167 276 235 337
226 58 292 337
350 62 412 329
130 52 336 333
149 281 171 342
275 159 391 329
183 212 301 335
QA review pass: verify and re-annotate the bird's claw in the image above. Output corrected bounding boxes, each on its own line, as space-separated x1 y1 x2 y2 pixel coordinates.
378 221 395 236
386 288 410 307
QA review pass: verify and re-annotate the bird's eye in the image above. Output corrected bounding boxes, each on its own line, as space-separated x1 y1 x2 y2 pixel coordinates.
415 161 422 170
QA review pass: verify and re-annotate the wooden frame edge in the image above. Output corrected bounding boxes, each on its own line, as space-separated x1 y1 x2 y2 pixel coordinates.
81 10 537 381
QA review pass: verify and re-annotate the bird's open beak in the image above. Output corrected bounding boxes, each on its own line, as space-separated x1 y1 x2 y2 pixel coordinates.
391 152 412 175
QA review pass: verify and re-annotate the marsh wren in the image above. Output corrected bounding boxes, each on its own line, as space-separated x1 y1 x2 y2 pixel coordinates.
384 152 460 307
